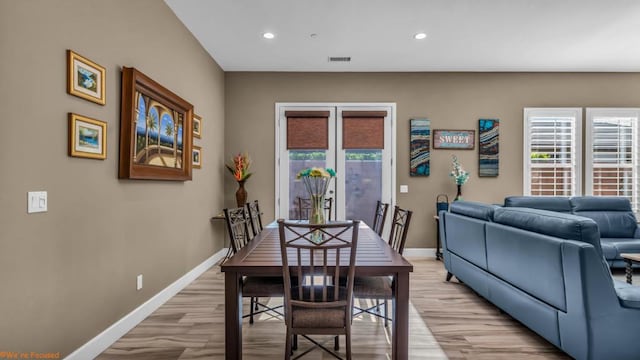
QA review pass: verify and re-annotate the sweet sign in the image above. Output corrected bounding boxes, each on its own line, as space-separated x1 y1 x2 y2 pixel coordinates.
433 129 475 149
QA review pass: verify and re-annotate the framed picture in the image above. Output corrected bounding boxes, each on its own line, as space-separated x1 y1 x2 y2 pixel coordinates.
193 114 202 139
119 67 193 181
410 119 430 176
192 145 202 169
479 119 499 177
433 129 475 150
68 113 107 159
67 50 106 105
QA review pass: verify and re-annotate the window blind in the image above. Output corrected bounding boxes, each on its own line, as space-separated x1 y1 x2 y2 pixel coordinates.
341 111 386 149
586 109 640 214
524 108 582 196
285 111 330 150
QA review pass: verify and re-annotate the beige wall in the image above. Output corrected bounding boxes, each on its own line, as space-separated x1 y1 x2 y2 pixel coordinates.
0 0 225 355
225 72 640 248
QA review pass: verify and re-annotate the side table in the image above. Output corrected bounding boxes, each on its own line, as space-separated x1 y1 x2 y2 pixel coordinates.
621 253 640 284
434 215 442 260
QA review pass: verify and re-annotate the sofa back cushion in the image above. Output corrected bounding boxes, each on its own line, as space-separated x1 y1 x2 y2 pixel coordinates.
570 196 637 238
450 201 498 221
493 207 603 258
504 196 572 213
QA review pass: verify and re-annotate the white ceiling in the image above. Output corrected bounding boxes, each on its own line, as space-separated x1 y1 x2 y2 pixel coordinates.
165 0 640 72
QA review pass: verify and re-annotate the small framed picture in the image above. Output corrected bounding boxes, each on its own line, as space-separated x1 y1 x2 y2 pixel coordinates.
68 113 107 159
433 129 475 150
67 50 106 105
193 114 202 139
192 145 202 169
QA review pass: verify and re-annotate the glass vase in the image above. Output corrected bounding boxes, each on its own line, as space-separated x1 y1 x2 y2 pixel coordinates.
309 194 326 225
454 184 463 201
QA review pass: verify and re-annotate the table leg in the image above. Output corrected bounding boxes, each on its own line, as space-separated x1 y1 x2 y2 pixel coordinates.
225 271 243 359
626 259 633 284
392 272 410 360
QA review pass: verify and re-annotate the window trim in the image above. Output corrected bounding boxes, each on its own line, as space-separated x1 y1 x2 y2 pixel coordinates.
523 107 583 196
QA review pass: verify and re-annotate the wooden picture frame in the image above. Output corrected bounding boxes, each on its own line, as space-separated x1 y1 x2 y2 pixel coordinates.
433 129 475 150
68 113 107 159
193 114 202 139
119 67 193 181
67 50 106 105
192 145 202 169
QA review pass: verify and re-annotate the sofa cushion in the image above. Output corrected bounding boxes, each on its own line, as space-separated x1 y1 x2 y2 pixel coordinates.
613 280 640 309
493 207 603 257
504 196 572 213
450 201 497 221
600 238 640 260
570 197 637 238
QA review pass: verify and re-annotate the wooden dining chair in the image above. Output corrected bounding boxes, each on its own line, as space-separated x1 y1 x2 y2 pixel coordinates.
353 206 412 327
224 206 284 324
297 196 333 221
278 219 359 360
246 200 264 238
371 200 389 237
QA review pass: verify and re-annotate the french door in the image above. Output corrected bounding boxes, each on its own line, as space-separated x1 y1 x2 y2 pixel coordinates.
276 103 395 228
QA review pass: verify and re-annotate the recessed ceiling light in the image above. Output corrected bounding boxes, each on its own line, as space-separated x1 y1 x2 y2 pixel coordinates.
414 32 427 40
263 32 275 39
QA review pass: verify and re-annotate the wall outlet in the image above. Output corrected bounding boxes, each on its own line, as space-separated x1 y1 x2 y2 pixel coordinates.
27 191 47 213
136 274 143 290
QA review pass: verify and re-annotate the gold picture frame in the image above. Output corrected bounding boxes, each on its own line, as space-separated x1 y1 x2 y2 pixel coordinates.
68 113 107 160
192 145 202 169
67 50 106 105
193 114 202 139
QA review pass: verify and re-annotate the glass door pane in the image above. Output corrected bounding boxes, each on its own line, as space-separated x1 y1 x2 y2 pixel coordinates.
288 150 328 219
344 149 383 227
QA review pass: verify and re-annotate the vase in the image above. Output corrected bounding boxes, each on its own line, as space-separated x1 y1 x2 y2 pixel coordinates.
235 181 247 207
454 184 463 201
309 194 326 225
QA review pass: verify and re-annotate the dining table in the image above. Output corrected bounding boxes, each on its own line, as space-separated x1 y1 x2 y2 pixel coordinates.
220 220 414 359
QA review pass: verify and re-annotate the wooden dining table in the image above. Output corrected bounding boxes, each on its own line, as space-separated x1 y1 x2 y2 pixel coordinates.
220 221 414 359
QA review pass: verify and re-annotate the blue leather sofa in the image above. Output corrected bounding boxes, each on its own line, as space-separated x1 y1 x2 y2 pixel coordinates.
439 201 640 360
504 196 640 268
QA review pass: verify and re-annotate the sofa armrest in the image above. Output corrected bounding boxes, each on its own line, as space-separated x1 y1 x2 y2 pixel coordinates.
614 280 640 309
634 225 640 239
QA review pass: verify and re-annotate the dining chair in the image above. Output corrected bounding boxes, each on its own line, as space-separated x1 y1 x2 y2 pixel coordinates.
224 206 284 324
353 205 412 327
246 200 264 238
278 219 359 360
371 200 389 236
297 196 333 221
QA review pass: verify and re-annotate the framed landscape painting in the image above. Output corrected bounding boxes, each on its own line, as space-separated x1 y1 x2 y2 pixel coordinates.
67 50 106 105
410 118 430 176
193 114 202 138
68 113 106 159
119 67 193 181
192 145 202 169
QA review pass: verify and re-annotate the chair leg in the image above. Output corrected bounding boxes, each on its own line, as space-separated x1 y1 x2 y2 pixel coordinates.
384 301 389 327
375 299 380 313
346 331 352 360
255 297 260 310
285 329 292 360
292 334 298 350
249 297 255 324
334 335 339 350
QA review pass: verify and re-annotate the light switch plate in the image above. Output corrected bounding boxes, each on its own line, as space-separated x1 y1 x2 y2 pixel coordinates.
27 191 47 213
400 185 409 193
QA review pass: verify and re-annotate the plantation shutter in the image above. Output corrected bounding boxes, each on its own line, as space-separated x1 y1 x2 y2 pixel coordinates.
286 111 330 149
523 108 582 196
586 108 640 214
341 111 386 149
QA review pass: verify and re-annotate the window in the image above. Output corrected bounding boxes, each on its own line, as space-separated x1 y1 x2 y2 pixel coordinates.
523 108 582 196
586 108 640 214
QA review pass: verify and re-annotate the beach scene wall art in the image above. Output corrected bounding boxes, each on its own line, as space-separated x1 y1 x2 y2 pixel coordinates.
410 118 430 176
479 119 499 177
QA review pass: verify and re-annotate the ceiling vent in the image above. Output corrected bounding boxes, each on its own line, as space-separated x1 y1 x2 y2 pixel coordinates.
329 56 351 62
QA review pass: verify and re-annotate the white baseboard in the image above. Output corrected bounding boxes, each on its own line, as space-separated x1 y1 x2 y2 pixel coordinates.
65 248 228 360
403 248 438 258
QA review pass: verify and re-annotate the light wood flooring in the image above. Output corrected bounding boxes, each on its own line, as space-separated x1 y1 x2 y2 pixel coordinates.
97 257 570 359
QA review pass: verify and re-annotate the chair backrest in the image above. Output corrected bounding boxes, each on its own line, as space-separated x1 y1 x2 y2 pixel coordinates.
297 196 333 221
372 200 389 236
246 200 263 237
223 207 252 254
277 220 359 327
388 206 413 255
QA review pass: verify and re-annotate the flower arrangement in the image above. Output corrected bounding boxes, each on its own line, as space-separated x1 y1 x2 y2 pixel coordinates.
449 155 469 185
225 153 252 182
297 167 336 226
